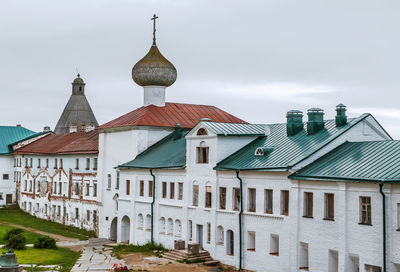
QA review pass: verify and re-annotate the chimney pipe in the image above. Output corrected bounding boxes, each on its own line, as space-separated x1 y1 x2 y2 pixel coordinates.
335 104 347 126
286 110 304 136
307 108 325 134
174 123 182 140
43 126 51 132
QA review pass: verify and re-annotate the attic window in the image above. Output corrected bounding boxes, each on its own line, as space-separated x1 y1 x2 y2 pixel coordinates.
197 128 208 136
254 147 273 157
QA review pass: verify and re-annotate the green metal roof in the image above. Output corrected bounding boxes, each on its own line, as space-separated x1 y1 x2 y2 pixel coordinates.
289 141 400 183
201 122 267 136
0 126 36 155
215 114 373 171
118 130 189 169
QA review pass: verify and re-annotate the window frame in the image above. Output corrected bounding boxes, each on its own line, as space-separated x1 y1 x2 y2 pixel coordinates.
324 193 335 220
303 192 313 218
359 196 372 225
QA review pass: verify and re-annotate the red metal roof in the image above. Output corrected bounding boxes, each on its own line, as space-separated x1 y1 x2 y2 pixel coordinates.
14 131 98 155
98 102 246 130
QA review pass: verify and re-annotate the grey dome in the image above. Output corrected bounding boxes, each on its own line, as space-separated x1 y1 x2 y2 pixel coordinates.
73 74 85 84
132 45 177 87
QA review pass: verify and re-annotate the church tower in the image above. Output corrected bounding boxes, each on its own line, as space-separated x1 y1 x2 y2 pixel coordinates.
54 74 99 134
131 14 177 107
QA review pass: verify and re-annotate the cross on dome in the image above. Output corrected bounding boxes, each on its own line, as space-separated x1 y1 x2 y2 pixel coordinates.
151 14 159 45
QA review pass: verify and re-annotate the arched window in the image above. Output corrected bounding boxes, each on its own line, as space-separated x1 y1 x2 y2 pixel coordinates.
137 213 143 230
197 128 208 136
226 229 234 256
159 217 166 234
205 182 212 208
192 181 199 206
217 226 224 245
113 194 119 211
145 214 152 231
196 141 209 164
167 218 173 235
174 219 182 237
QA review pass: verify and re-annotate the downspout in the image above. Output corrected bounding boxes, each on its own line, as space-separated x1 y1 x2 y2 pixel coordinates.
379 182 386 272
150 169 155 244
236 170 243 271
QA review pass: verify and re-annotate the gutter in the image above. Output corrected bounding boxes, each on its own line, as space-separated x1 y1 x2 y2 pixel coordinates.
150 169 156 244
236 170 243 271
379 182 387 272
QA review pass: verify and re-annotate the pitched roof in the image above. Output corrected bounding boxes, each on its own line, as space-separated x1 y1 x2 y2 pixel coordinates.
215 114 372 171
200 122 267 136
98 102 246 130
289 141 400 183
118 130 189 169
14 131 98 155
55 93 98 134
0 126 37 155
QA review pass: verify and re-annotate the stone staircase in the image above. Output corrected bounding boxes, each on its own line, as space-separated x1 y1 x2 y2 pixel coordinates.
162 249 220 266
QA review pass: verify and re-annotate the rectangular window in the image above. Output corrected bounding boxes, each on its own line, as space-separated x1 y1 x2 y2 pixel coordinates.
53 182 57 194
270 234 279 256
360 196 372 225
85 183 90 196
178 182 183 200
107 174 111 189
25 158 28 168
139 180 144 196
196 146 209 163
248 188 256 212
93 210 97 223
397 203 400 230
233 188 240 211
299 242 309 270
63 206 66 217
93 158 98 170
75 183 79 195
148 180 153 197
207 222 211 244
30 158 33 168
86 158 90 170
303 192 313 218
2 174 9 180
219 187 226 210
60 158 63 169
75 208 79 220
281 190 289 216
126 180 130 195
247 231 256 251
192 185 199 206
205 186 212 208
265 189 273 214
54 158 58 169
93 183 97 197
58 182 62 194
189 220 193 240
365 264 382 272
57 206 61 217
46 158 49 168
116 171 120 189
162 182 167 198
75 158 79 169
170 182 175 199
37 158 41 168
324 193 334 220
29 180 32 192
87 210 90 221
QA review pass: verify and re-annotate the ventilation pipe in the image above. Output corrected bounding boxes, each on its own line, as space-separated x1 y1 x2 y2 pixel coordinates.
150 169 156 244
379 183 387 272
286 110 304 136
173 123 183 140
43 126 51 132
307 108 325 134
335 104 347 126
236 170 243 271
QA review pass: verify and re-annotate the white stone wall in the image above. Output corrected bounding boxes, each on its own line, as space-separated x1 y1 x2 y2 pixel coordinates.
0 155 15 205
16 154 100 233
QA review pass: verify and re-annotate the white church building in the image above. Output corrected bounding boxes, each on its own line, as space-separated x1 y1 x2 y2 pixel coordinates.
0 16 399 272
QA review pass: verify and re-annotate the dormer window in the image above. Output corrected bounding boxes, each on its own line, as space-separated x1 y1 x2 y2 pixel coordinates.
196 141 209 164
197 128 208 136
254 147 273 157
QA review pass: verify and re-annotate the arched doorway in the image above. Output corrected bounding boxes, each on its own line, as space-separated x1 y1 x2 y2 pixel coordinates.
121 216 130 243
226 230 234 256
110 217 118 241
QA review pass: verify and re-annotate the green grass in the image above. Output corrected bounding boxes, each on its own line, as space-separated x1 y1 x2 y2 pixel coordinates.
0 225 43 245
14 247 81 272
113 242 168 259
0 205 95 240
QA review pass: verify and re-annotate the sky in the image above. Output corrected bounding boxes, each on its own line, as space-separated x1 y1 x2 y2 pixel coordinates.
1 0 399 138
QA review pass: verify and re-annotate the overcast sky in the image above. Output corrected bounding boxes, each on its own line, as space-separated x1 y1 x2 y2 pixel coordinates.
1 0 399 138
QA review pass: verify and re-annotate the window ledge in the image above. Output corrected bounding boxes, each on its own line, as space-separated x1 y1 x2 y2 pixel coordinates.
247 249 255 252
299 267 309 271
269 252 279 256
358 222 372 226
396 229 400 232
323 218 335 221
302 216 313 219
216 242 224 246
106 188 111 191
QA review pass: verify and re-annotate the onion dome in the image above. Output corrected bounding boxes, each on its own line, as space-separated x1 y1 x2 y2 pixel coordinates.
73 74 84 84
132 44 177 87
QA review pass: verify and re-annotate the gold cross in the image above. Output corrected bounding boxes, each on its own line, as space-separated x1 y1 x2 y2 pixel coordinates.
151 14 159 45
